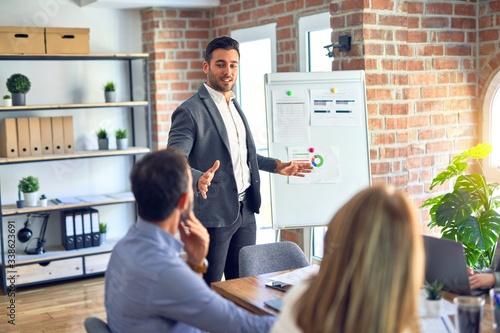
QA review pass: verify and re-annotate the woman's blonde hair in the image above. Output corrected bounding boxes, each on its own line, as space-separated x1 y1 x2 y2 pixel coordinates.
295 185 424 333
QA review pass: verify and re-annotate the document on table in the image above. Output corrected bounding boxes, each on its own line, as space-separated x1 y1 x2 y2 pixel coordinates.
268 264 320 285
420 316 454 333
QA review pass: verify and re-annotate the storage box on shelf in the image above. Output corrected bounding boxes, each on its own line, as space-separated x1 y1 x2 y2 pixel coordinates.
45 27 90 54
0 53 151 294
0 26 45 54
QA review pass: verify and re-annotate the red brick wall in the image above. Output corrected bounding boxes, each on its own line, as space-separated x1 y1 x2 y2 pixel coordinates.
142 0 485 234
141 8 211 150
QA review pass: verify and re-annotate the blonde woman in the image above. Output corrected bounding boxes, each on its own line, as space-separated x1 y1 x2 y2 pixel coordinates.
271 185 424 333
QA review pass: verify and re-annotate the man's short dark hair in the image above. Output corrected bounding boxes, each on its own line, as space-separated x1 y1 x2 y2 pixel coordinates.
204 36 240 63
130 148 189 222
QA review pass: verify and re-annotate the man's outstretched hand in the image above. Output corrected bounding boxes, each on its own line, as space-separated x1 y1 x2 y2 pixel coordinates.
276 160 313 177
198 160 220 199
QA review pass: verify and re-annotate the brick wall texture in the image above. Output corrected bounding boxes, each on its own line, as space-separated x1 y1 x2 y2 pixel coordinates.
141 0 499 236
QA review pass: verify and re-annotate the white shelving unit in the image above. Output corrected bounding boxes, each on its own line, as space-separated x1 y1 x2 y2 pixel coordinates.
0 53 151 294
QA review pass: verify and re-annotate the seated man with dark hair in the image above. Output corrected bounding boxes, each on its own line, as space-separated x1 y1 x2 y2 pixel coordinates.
105 148 275 333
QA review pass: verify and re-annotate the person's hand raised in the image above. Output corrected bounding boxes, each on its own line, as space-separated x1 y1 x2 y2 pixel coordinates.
276 160 313 177
179 211 209 267
198 160 220 199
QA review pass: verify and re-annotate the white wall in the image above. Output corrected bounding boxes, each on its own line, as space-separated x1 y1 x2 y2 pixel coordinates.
0 0 144 250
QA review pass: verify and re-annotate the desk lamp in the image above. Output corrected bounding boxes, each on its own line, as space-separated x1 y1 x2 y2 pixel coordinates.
24 213 50 255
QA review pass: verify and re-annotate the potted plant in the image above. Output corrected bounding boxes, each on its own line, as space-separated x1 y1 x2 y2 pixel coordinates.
96 128 109 150
18 175 40 207
16 185 24 208
424 280 444 318
6 73 31 106
103 81 116 103
421 143 500 269
39 194 47 207
99 222 107 245
115 128 128 150
3 94 11 107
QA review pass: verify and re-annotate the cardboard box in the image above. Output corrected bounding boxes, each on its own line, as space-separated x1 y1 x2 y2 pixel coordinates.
0 26 45 54
45 27 90 54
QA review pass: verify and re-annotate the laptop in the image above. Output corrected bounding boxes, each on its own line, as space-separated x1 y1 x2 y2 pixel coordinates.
423 235 488 296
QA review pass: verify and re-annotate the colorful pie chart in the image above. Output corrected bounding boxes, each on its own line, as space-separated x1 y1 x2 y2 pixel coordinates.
311 154 324 167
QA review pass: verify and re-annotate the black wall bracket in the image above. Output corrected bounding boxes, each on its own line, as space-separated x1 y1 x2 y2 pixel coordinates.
324 35 352 58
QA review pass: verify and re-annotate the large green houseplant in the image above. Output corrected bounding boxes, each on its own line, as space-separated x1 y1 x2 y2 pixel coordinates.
421 143 500 269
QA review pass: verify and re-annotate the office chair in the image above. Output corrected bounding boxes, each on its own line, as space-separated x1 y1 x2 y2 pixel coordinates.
84 317 111 333
239 241 310 277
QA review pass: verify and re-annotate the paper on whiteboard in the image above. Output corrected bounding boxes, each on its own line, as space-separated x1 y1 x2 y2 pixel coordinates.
287 146 341 184
272 90 310 143
310 89 362 127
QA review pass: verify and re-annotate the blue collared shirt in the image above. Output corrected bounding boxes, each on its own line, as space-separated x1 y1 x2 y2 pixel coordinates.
105 218 275 333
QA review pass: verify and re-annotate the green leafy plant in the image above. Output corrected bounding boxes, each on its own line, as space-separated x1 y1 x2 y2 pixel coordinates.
18 176 40 193
421 143 500 269
115 128 127 139
96 128 108 139
6 73 31 94
39 194 46 200
103 81 116 92
3 94 10 99
99 222 107 234
424 280 444 300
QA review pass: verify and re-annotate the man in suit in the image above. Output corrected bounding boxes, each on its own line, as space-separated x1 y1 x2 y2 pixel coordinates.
168 36 312 284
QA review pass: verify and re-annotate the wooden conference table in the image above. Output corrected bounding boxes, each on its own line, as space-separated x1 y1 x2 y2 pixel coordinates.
212 271 497 332
211 270 289 316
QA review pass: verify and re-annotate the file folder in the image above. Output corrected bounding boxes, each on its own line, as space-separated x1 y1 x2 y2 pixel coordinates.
28 117 42 156
61 210 75 250
90 208 100 247
16 117 31 157
0 118 18 157
62 116 75 153
51 116 64 154
73 210 84 249
40 117 53 154
82 209 92 248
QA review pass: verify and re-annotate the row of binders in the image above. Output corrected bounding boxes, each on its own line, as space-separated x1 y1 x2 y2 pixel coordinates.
0 116 74 158
61 208 100 250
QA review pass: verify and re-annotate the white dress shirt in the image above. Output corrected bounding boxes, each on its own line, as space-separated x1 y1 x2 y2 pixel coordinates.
205 83 251 195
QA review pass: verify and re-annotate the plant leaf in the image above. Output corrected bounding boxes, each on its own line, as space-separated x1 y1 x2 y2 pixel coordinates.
430 161 468 190
435 191 475 227
461 143 493 159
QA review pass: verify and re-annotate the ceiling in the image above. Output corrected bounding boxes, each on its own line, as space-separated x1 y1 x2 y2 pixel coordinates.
79 0 220 9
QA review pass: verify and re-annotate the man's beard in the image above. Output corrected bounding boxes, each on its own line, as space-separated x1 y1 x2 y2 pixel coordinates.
207 69 234 93
180 198 194 223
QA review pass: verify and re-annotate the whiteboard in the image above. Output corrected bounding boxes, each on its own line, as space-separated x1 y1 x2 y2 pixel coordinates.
265 71 371 229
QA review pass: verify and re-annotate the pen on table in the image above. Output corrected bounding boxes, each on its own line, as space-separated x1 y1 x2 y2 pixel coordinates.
51 199 63 205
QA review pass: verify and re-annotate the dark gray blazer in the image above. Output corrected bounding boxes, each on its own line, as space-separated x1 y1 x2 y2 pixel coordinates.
167 84 277 228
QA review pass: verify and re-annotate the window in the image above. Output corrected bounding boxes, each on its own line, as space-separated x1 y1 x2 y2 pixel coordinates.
299 12 332 72
231 24 277 244
299 12 332 260
482 71 500 182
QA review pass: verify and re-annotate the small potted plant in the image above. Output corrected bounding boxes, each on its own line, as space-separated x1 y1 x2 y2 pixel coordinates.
103 81 116 103
424 280 444 318
16 185 24 208
3 94 11 107
99 222 107 245
115 128 128 150
96 128 109 150
6 73 31 106
39 194 48 207
18 176 40 207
